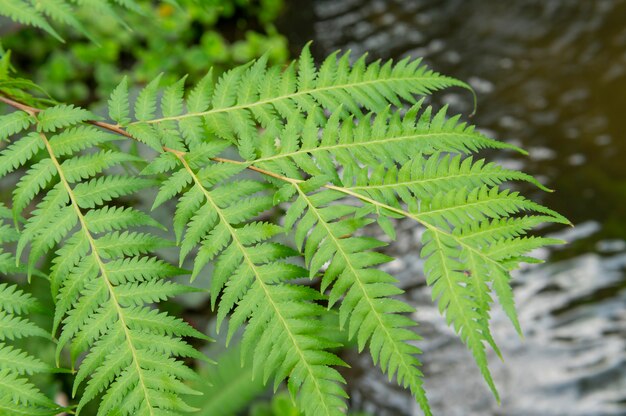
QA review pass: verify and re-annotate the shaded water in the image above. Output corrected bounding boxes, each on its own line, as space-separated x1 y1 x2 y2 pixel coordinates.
279 1 626 414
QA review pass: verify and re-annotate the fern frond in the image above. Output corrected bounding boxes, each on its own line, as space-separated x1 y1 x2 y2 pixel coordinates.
150 151 348 416
212 87 565 399
422 230 500 398
108 76 131 126
283 184 432 415
318 175 566 392
49 126 121 157
253 104 521 182
102 51 567 411
0 45 568 415
36 104 94 132
2 105 208 415
345 153 551 197
117 46 469 158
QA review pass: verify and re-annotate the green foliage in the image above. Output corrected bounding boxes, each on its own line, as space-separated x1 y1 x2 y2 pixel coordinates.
192 344 267 416
0 4 567 415
1 0 288 103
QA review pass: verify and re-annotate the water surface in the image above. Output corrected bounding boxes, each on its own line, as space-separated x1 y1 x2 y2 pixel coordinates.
279 1 626 414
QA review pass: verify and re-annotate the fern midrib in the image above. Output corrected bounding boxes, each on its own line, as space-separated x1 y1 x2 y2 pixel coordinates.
486 239 536 258
323 183 512 275
292 183 429 409
458 218 543 242
172 151 334 416
252 131 485 164
132 75 454 125
37 128 155 415
349 186 516 219
466 251 501 358
345 170 509 191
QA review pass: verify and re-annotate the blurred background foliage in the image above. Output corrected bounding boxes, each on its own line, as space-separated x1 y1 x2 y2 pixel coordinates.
0 1 305 414
0 0 288 105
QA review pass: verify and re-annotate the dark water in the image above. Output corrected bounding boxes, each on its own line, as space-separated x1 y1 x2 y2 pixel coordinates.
279 1 626 415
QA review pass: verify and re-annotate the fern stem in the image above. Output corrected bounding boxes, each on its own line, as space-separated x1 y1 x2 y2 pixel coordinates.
0 95 39 115
0 94 135 139
169 150 336 416
35 126 156 415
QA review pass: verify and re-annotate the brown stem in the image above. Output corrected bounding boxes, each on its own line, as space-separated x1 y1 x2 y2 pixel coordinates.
89 120 134 139
0 94 301 185
0 95 38 116
1 93 133 137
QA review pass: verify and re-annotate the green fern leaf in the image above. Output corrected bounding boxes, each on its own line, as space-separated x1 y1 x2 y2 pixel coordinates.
284 184 432 415
151 153 348 416
125 46 470 162
36 104 94 132
0 344 48 375
0 283 38 314
108 76 131 126
0 47 569 415
61 151 139 183
0 111 33 141
1 106 210 415
253 104 521 184
126 123 163 152
72 175 155 208
12 159 57 216
0 132 44 179
317 167 566 394
161 76 187 118
135 74 163 121
84 206 165 233
48 125 120 156
422 230 500 398
187 69 214 113
119 52 567 409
